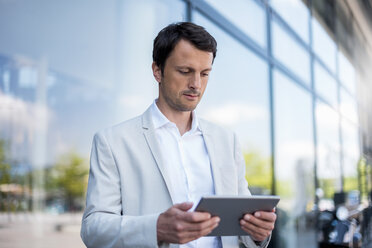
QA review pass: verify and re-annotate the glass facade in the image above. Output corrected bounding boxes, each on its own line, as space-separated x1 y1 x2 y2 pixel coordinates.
1 0 371 247
274 69 315 247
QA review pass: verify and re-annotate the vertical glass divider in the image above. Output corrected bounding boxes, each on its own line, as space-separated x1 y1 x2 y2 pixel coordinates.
266 1 276 197
309 0 319 208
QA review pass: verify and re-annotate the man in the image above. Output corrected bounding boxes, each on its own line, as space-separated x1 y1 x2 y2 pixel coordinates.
81 22 276 248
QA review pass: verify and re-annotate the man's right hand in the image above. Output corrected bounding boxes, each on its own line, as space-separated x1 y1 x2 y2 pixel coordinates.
156 202 220 244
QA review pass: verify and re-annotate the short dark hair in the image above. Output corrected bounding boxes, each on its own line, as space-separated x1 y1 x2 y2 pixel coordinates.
153 22 217 74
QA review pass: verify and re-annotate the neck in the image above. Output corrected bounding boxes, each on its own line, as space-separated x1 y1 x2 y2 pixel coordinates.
156 101 193 136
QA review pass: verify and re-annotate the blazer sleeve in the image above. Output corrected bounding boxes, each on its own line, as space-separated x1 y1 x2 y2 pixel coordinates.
233 133 271 248
80 131 160 248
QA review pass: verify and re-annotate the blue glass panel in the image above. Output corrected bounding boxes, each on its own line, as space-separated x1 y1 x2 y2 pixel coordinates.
272 21 310 85
204 0 267 48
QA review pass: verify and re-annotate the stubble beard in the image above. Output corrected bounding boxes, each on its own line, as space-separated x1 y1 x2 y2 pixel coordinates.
161 85 201 112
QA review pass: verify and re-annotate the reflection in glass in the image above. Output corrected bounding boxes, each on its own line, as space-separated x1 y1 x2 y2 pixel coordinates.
270 0 309 43
312 17 337 73
272 21 310 85
338 51 356 95
274 69 315 248
118 0 187 121
316 101 341 209
314 61 338 108
341 119 360 193
0 0 186 246
194 11 272 194
204 0 266 48
340 88 358 124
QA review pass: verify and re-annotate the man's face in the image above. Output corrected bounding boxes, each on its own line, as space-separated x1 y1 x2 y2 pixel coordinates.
153 39 213 113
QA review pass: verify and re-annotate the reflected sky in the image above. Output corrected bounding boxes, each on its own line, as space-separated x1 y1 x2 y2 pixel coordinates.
312 17 337 74
273 69 315 248
274 69 314 180
204 0 267 48
0 0 119 88
314 61 338 108
270 0 309 43
341 118 360 177
194 11 270 156
316 101 341 190
340 88 358 124
338 51 356 95
272 20 310 84
0 0 363 202
117 0 186 121
0 1 366 247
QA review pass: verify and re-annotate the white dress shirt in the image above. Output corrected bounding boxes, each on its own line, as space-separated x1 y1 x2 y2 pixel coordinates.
150 100 222 248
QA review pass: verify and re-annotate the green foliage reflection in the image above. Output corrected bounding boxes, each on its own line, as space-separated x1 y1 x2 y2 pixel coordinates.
244 151 272 194
45 152 88 211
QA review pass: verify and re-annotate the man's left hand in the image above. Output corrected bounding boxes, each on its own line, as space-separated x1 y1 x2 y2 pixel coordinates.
240 209 277 242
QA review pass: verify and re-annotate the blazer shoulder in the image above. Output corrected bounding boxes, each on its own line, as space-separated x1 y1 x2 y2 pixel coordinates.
94 115 143 141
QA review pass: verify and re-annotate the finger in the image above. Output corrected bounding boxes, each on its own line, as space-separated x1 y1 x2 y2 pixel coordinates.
243 214 275 230
240 219 272 238
178 221 220 243
240 224 268 242
181 211 212 223
253 211 277 222
182 216 220 232
173 202 194 211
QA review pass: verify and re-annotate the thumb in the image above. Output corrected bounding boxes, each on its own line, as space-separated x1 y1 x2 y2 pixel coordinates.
173 202 194 211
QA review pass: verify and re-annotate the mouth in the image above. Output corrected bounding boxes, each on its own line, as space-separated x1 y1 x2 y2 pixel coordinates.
183 93 199 100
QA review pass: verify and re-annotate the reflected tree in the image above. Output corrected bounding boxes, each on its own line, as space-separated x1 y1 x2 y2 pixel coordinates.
45 151 88 212
0 140 11 185
244 151 272 194
0 139 11 211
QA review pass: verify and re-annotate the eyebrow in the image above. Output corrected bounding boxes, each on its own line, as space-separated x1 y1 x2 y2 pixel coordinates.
175 66 212 72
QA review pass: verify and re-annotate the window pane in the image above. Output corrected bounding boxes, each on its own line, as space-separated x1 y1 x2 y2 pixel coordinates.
274 69 316 248
119 0 187 120
314 62 338 108
316 101 341 210
271 0 309 43
272 21 310 84
194 11 272 194
312 17 337 73
338 51 356 95
204 0 266 48
341 119 360 192
340 88 358 124
0 0 186 246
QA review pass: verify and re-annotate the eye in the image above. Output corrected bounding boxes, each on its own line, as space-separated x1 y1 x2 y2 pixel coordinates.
201 72 209 77
178 70 189 74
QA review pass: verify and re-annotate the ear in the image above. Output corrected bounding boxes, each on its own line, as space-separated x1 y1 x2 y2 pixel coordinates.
152 62 162 83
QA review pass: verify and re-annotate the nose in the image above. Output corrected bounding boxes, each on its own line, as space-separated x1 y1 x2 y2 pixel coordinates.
189 73 201 89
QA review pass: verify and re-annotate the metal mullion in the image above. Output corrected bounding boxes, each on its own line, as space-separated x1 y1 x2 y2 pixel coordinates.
266 1 276 197
189 0 269 62
272 58 312 93
314 91 341 113
309 0 320 208
266 3 279 247
186 0 192 22
313 55 338 81
336 45 345 193
269 6 310 52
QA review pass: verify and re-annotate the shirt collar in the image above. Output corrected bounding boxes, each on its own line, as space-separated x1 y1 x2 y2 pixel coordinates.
150 99 201 134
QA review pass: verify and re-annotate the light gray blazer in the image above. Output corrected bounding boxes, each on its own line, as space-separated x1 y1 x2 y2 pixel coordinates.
81 106 270 248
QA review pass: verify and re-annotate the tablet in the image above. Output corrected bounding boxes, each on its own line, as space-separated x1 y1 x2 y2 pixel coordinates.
194 195 280 236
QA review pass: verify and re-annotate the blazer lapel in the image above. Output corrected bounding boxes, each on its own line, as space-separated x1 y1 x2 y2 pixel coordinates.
200 119 239 196
199 120 224 195
142 107 176 204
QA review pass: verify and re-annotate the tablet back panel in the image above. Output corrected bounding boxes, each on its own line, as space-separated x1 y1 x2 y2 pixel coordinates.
195 196 280 236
